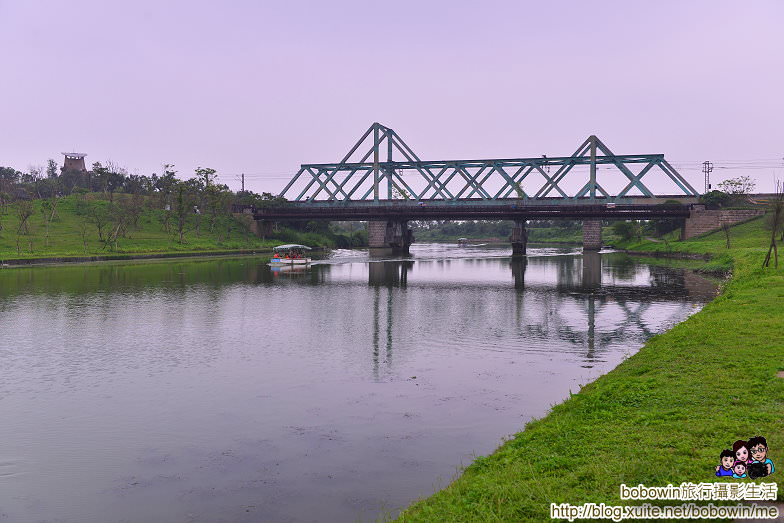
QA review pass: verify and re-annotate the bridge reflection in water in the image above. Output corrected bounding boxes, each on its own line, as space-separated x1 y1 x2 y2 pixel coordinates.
365 252 714 378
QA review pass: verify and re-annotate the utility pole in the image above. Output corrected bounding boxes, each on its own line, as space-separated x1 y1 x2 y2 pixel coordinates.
236 173 245 193
702 161 713 193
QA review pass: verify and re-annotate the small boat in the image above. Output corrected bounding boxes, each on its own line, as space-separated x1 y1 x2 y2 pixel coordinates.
457 237 469 246
268 244 313 266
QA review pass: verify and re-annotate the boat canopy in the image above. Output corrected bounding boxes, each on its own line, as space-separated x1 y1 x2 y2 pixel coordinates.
273 244 312 252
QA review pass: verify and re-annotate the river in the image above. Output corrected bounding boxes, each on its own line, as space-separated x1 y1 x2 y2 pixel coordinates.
0 244 716 522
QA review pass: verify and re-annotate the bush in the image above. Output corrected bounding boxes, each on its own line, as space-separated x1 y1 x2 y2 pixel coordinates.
699 190 733 210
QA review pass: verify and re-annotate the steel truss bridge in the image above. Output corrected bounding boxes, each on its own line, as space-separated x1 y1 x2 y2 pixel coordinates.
250 122 701 221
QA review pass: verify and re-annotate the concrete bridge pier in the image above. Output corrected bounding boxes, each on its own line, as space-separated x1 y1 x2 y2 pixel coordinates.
510 220 527 256
368 220 414 257
582 219 602 251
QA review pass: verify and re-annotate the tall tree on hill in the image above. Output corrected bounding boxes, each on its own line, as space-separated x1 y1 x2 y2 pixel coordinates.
46 159 58 179
154 164 178 233
195 167 217 188
91 163 109 195
154 164 178 208
103 162 126 202
191 168 217 236
184 177 203 236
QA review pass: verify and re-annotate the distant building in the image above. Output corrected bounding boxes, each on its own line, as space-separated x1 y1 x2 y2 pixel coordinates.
62 152 87 173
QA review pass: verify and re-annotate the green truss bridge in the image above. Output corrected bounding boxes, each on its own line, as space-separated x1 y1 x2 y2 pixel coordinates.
243 123 706 255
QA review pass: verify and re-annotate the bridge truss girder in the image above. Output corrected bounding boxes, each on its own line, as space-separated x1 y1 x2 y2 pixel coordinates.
278 123 699 203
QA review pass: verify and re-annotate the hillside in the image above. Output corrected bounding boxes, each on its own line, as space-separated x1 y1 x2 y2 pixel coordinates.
0 195 351 260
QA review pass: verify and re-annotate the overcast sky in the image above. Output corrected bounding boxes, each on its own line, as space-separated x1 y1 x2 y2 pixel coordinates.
1 0 782 194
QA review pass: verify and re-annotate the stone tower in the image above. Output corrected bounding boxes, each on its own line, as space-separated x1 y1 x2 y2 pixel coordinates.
61 152 87 172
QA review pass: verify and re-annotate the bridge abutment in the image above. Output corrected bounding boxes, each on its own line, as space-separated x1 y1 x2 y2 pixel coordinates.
368 220 414 257
510 220 527 256
582 219 602 251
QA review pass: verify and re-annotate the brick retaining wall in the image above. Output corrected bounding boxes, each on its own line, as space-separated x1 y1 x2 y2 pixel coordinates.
682 208 764 239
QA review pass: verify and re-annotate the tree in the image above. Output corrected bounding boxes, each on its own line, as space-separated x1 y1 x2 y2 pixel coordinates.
121 193 145 230
35 177 60 199
192 168 218 236
717 176 755 195
73 192 93 253
123 174 147 195
103 162 126 202
104 202 129 251
763 182 784 269
174 182 190 244
40 197 60 247
82 200 110 242
46 159 58 179
154 164 178 208
79 219 90 254
0 166 21 196
721 222 732 249
195 167 217 188
184 177 204 236
16 200 34 235
205 183 231 233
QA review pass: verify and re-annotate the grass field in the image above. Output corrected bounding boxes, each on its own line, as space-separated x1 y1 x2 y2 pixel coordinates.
396 216 784 521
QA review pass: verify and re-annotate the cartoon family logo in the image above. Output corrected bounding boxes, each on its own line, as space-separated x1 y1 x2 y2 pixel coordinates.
715 436 775 479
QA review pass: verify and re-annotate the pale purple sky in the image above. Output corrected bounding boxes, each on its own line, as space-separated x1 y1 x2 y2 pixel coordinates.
1 0 782 194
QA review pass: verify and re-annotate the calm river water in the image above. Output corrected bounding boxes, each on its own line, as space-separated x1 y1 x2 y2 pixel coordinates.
0 244 716 522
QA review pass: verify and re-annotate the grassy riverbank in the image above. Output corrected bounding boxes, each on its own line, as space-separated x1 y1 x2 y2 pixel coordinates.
397 216 784 521
0 195 352 262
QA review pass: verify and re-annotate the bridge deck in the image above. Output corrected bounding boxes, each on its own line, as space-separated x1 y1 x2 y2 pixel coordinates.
241 198 696 221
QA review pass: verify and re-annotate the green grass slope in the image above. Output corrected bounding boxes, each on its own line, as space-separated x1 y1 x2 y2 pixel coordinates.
0 195 273 259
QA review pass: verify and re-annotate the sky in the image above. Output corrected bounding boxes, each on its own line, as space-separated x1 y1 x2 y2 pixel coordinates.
1 0 783 195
